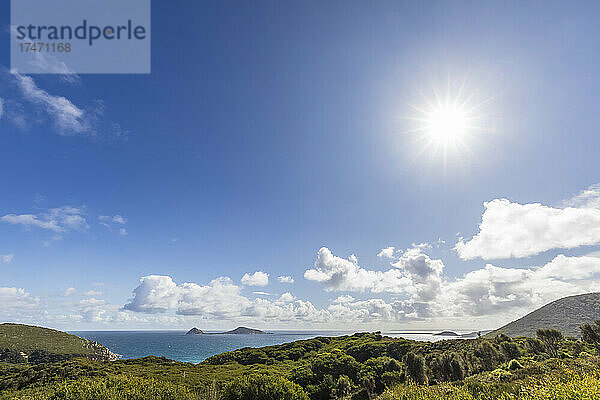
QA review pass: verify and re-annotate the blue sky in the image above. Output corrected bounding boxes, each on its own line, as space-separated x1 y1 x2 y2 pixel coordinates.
1 1 600 330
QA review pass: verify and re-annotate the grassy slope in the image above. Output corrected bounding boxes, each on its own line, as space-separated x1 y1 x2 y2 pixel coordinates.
0 323 94 356
488 293 600 338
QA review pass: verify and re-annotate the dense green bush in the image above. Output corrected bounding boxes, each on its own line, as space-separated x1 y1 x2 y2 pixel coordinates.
222 375 308 400
11 375 201 400
499 342 520 360
536 329 563 357
404 353 427 385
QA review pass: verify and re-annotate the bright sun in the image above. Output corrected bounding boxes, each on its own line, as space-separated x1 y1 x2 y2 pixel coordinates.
424 105 468 143
404 78 491 162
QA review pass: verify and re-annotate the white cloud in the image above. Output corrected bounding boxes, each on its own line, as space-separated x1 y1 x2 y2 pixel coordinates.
377 246 396 259
440 254 600 318
25 53 81 84
304 247 411 293
99 215 127 224
391 247 444 302
278 292 296 303
122 275 330 324
123 275 181 313
303 243 600 324
84 290 102 296
1 254 13 264
64 287 76 296
113 215 127 224
98 215 128 236
77 298 110 323
277 276 294 283
178 278 253 317
333 295 355 303
455 196 600 260
566 183 600 210
0 97 4 119
12 72 88 134
241 271 269 286
1 206 88 234
0 287 38 309
253 291 271 296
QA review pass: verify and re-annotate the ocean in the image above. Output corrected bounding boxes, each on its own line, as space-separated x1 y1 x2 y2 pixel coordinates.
71 330 474 363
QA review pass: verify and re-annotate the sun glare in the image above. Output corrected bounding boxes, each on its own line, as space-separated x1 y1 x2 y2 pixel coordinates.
425 105 468 143
403 78 492 164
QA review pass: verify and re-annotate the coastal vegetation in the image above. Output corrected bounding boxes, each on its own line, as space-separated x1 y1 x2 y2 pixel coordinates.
2 322 600 399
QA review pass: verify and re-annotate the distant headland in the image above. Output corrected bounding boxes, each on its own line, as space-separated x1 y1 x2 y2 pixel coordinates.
185 326 270 335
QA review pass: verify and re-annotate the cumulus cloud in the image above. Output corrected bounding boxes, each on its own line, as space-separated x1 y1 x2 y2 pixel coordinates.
123 275 180 313
178 277 252 317
123 274 332 324
77 298 110 322
377 246 396 259
278 292 296 303
84 290 102 296
1 206 88 233
241 271 269 286
303 243 600 324
277 276 294 283
0 287 38 309
391 247 444 302
304 247 411 293
64 287 76 296
455 196 600 260
119 228 128 236
1 254 13 264
441 254 600 318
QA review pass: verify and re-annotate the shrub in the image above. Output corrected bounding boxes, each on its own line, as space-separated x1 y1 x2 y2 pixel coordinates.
27 375 199 400
431 352 466 382
507 359 522 370
525 338 546 354
222 375 309 400
499 342 520 360
404 353 427 385
330 375 352 399
536 329 563 357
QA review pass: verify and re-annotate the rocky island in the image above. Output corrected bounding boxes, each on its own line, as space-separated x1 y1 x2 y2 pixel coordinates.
185 327 204 335
433 330 460 336
222 326 269 334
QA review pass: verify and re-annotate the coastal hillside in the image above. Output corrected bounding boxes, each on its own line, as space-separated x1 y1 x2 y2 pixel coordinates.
0 323 118 363
489 293 600 338
1 325 600 399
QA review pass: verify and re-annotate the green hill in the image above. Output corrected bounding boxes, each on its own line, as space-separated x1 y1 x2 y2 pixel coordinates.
0 323 118 363
488 293 600 338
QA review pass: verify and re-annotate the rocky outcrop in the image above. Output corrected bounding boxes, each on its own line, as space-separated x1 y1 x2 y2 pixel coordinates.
222 327 268 335
85 340 121 361
186 328 204 335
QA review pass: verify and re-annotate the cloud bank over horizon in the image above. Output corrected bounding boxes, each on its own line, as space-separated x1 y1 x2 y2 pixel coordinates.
3 184 600 330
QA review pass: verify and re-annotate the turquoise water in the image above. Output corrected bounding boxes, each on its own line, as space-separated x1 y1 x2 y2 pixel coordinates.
71 330 464 363
71 330 350 363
